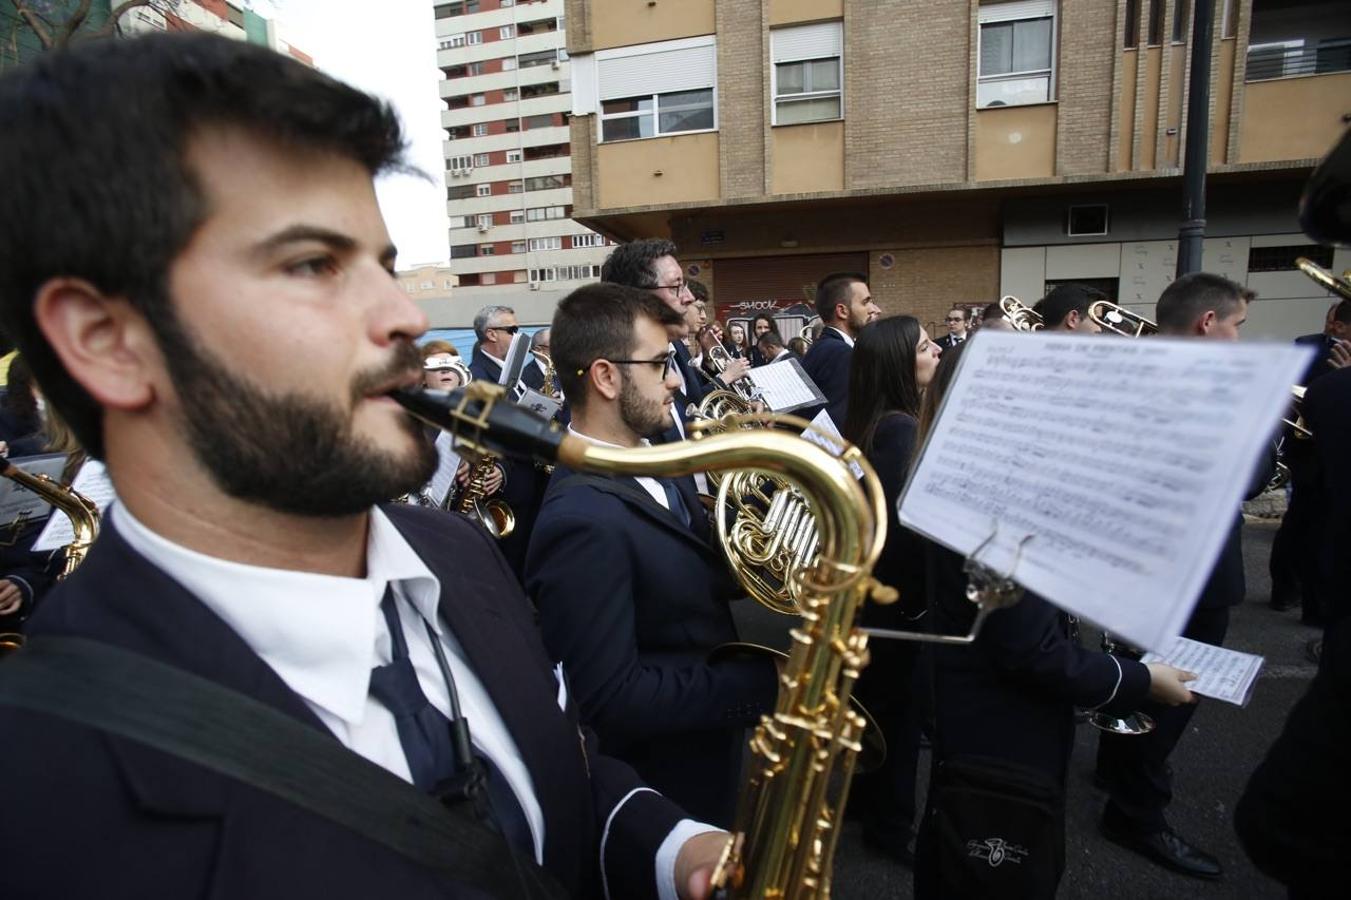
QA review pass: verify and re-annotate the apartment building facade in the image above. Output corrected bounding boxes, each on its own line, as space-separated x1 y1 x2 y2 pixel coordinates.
116 0 311 62
563 0 1350 340
435 0 615 316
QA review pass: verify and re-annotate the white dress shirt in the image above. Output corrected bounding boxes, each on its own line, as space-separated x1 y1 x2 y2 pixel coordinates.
112 503 546 859
111 502 705 900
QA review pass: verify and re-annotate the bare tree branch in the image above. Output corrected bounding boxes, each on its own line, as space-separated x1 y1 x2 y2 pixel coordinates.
11 1 56 50
57 0 94 46
87 0 165 42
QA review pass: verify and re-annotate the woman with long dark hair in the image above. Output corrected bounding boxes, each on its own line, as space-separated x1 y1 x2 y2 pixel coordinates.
912 343 1196 899
749 314 777 366
842 314 940 863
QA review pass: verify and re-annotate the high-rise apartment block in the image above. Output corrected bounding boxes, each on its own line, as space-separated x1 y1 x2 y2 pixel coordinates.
116 0 310 62
563 0 1350 340
435 0 614 308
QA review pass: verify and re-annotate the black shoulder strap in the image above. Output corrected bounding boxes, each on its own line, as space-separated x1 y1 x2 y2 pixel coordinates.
0 637 566 900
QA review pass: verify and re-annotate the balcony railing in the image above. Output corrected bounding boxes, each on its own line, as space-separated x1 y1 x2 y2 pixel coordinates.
1246 37 1351 81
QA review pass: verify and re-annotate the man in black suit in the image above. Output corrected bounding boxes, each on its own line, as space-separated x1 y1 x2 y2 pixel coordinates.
933 307 970 351
601 239 750 442
1034 282 1106 333
1269 298 1350 616
0 32 725 899
525 283 778 826
467 303 544 579
800 272 880 429
1096 272 1269 881
522 327 553 395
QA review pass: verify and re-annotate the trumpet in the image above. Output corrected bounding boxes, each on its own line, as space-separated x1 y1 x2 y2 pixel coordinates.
705 343 764 405
998 295 1044 332
1296 256 1351 301
1088 300 1159 337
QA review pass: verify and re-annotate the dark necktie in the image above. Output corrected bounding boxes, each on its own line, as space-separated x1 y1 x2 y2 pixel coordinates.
368 587 535 857
658 477 692 528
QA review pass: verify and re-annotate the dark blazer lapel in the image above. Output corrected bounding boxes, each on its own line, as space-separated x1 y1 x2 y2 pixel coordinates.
387 508 589 879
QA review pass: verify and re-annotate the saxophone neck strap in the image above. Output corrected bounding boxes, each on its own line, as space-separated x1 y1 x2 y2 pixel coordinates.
0 636 565 900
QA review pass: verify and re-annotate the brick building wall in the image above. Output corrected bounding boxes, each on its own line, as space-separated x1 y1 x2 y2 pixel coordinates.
717 1 766 199
869 245 1000 335
1056 0 1120 176
844 0 970 189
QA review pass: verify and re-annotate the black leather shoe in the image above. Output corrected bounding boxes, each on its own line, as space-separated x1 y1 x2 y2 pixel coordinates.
1100 819 1222 880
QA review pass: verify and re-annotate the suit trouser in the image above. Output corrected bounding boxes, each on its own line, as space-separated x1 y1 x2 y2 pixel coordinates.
1268 471 1323 612
852 641 922 839
1096 605 1231 833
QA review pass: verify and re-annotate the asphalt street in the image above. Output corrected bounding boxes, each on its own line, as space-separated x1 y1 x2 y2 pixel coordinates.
730 515 1314 899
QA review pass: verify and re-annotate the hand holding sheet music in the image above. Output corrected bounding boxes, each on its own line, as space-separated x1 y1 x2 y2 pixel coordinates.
1142 637 1265 707
898 331 1310 651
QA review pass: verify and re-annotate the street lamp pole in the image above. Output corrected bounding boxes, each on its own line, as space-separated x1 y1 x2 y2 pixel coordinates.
1177 0 1215 277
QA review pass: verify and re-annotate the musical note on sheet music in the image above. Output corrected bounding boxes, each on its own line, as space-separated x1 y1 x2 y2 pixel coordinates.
899 332 1310 651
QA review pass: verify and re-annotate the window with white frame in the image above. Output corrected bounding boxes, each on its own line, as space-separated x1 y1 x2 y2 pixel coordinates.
471 122 489 136
473 152 491 167
506 149 522 163
502 57 517 71
771 22 843 125
467 31 483 45
511 240 527 253
504 87 518 101
528 236 562 251
470 94 486 106
481 272 496 285
526 206 566 221
529 267 558 283
509 209 525 223
475 183 492 197
571 233 606 248
500 25 515 39
443 34 466 48
479 245 495 256
977 1 1056 108
476 213 493 229
593 38 717 142
448 154 473 171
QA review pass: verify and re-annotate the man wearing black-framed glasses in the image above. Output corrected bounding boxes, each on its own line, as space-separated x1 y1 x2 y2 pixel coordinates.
600 238 752 445
935 307 969 351
527 282 778 828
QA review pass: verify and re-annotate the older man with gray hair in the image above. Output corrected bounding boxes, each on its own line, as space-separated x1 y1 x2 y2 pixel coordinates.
469 304 519 384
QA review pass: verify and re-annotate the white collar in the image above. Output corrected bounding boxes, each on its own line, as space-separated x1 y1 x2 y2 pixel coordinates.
111 502 442 727
772 349 791 362
566 423 649 450
826 326 855 348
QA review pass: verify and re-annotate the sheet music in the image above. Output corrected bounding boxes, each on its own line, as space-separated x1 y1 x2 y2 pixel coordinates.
498 332 532 390
747 358 825 413
1141 637 1265 707
34 459 117 551
898 331 1311 651
426 432 462 508
801 410 865 480
0 454 68 528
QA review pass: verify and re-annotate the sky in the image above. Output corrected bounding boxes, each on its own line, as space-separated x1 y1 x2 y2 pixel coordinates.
263 0 452 268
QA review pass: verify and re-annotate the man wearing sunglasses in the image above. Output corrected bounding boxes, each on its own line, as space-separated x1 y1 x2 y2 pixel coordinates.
934 307 970 351
468 305 521 385
526 283 778 829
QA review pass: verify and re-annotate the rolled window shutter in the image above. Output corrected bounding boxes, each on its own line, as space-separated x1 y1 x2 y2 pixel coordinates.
978 0 1055 24
598 41 716 101
772 21 843 63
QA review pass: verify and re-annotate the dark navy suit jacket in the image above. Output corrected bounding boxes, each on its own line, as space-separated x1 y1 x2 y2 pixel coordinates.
924 542 1151 783
0 505 685 899
469 350 546 579
800 327 853 429
524 464 777 825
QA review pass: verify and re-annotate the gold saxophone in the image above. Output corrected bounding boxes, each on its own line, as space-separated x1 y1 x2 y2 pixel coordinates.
453 456 515 539
392 383 895 899
0 457 101 651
